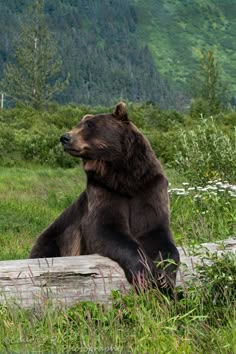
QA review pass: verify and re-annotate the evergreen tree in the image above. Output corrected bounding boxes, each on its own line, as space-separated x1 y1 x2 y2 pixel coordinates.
1 0 68 108
192 49 228 114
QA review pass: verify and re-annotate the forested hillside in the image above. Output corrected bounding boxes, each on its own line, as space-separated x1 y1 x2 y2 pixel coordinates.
135 0 236 95
0 0 236 107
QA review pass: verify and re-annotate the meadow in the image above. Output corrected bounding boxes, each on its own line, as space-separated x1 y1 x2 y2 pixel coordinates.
0 165 235 261
0 164 235 353
0 104 235 352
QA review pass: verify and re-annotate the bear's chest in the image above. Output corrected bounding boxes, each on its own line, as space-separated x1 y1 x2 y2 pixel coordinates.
128 194 159 238
85 184 160 239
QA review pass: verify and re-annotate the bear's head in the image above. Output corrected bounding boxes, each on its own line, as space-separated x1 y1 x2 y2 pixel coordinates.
60 102 130 163
60 102 162 194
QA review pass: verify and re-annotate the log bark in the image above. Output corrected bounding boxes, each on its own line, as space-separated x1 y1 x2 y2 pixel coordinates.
0 238 235 309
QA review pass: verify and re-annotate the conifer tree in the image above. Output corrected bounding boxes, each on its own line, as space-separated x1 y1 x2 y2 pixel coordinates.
1 0 68 108
192 49 228 114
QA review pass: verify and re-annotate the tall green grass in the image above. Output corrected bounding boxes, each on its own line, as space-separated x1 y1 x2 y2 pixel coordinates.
0 256 235 353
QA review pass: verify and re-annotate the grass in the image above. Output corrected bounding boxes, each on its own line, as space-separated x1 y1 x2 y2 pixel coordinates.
0 165 235 259
0 165 85 260
0 267 235 353
0 164 235 352
170 181 236 246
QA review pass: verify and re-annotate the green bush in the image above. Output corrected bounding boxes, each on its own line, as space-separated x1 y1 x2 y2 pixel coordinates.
189 97 212 119
0 104 183 167
0 122 19 166
143 129 180 164
0 106 84 167
130 102 184 130
15 128 78 168
175 118 236 184
220 111 236 128
0 105 235 170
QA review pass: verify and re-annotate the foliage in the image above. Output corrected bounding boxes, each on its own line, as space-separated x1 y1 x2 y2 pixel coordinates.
175 118 236 184
14 128 75 168
0 103 187 167
0 105 101 167
220 110 236 127
0 166 235 260
0 95 235 352
0 253 235 352
1 0 68 108
189 97 213 119
135 0 236 106
0 0 174 108
0 151 235 351
1 1 236 107
190 49 228 115
196 252 236 307
130 102 184 130
169 181 236 246
0 105 235 183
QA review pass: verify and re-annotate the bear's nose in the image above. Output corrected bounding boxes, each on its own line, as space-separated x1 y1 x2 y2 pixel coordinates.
60 133 72 145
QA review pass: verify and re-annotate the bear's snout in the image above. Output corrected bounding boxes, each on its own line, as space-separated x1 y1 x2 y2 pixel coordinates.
60 133 72 146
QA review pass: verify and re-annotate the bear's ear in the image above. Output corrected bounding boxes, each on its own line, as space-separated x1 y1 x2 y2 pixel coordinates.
113 102 129 122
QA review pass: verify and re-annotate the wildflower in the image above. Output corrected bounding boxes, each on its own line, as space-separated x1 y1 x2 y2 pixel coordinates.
206 186 217 191
176 191 189 195
188 187 195 191
229 192 236 197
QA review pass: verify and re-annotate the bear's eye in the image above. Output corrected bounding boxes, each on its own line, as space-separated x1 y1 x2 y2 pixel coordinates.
85 120 95 129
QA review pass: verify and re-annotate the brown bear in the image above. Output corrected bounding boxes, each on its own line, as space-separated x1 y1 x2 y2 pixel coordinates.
30 102 180 292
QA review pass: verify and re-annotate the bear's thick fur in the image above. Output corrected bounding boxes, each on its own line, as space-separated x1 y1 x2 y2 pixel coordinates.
30 103 180 291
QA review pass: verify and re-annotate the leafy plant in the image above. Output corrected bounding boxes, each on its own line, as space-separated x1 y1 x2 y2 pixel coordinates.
196 252 236 307
14 128 77 168
175 118 236 184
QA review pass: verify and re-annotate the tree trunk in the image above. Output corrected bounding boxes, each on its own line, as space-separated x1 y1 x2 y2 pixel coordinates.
0 238 235 309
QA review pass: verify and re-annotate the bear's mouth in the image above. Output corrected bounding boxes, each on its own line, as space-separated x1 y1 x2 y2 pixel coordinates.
83 160 94 171
63 146 82 157
63 145 91 159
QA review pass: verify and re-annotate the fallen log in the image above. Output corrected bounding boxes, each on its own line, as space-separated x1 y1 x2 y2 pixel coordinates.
0 238 235 309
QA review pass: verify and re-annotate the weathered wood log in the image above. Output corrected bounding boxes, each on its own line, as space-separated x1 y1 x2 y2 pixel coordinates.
0 238 235 309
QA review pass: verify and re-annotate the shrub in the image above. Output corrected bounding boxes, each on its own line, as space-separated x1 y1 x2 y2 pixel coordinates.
220 111 236 128
0 122 19 166
175 118 236 184
14 128 78 168
0 105 235 170
189 97 212 119
144 129 180 164
130 102 184 130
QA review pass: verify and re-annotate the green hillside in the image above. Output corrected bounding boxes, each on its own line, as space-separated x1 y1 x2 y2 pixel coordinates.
0 0 236 107
135 0 236 95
